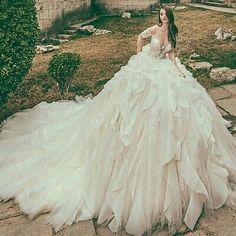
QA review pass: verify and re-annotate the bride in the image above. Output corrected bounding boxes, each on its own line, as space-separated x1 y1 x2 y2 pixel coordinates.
0 5 236 236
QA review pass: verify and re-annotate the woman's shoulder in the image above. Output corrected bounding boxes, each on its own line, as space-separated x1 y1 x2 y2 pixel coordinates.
155 24 163 31
139 25 157 38
147 25 159 34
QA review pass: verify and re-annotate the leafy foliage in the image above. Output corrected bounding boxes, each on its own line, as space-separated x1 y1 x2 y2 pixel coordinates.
0 0 39 107
48 52 81 98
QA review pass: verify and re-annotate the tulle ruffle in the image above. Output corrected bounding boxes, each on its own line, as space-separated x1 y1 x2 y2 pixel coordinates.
0 43 236 236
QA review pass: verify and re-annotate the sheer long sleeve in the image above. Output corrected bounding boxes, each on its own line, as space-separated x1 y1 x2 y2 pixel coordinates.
137 26 156 54
138 27 153 39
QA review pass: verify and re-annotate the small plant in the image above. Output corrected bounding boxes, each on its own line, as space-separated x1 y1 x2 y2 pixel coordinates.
48 52 81 99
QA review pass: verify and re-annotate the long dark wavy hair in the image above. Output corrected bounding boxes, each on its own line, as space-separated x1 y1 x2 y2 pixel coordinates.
158 6 178 48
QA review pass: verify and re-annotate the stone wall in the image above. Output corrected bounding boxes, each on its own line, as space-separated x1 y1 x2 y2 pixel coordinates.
94 0 159 15
36 0 91 31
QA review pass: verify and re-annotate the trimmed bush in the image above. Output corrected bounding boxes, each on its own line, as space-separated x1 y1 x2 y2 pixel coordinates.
0 0 39 107
48 52 81 98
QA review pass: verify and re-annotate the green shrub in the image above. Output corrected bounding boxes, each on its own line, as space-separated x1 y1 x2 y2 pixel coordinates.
48 52 81 98
0 0 39 107
69 83 92 96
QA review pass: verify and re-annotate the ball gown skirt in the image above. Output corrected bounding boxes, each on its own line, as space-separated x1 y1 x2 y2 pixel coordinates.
0 43 236 236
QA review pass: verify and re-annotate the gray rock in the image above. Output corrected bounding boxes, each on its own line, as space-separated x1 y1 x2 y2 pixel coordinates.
231 35 236 41
93 29 112 36
188 62 213 71
79 25 96 33
78 25 112 36
214 27 233 40
51 38 69 44
189 53 200 59
122 12 131 18
64 29 77 35
210 67 236 82
175 6 187 10
57 34 74 40
36 45 60 53
75 93 93 103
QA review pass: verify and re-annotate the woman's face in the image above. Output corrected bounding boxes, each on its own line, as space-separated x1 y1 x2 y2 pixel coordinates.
160 9 168 23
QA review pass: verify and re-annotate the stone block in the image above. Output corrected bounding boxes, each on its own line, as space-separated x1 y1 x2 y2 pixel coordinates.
207 87 231 101
217 106 228 116
216 98 236 116
56 220 95 236
222 84 236 96
0 214 52 236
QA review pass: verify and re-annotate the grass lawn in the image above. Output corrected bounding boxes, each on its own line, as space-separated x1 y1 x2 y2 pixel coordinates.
1 6 236 123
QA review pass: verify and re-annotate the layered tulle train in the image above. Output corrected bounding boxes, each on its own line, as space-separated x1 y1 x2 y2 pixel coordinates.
0 44 236 235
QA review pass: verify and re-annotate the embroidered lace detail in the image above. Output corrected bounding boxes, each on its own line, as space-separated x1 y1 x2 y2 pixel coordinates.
139 28 152 39
139 27 172 59
149 37 172 59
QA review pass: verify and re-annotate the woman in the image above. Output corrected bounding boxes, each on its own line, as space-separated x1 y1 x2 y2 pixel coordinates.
0 5 236 236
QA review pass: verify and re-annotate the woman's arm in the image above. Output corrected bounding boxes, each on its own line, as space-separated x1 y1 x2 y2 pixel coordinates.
168 49 186 78
137 26 156 54
137 36 144 54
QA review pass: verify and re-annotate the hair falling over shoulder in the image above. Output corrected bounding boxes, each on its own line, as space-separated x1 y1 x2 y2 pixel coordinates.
158 5 178 48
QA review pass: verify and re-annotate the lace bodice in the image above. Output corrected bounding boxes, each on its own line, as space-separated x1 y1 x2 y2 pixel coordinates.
139 27 172 59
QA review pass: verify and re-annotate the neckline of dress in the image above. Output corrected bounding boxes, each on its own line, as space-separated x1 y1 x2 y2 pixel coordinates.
151 36 171 49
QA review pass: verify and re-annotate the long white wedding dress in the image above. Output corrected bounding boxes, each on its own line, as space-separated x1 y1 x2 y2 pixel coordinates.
0 28 236 236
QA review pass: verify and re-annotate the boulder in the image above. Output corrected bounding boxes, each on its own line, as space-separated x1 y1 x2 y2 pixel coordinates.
93 29 112 36
36 45 60 53
79 25 96 33
175 6 187 11
214 27 233 40
188 62 213 71
210 67 236 82
231 35 236 41
189 53 200 59
122 12 131 18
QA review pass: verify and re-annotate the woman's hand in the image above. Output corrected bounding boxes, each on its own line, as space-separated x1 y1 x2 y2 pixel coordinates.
168 50 185 79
